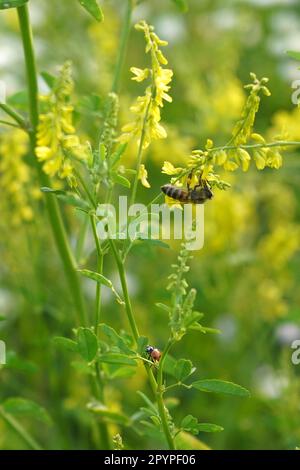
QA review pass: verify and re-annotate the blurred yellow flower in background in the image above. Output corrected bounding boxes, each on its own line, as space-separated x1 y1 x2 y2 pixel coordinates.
0 129 36 225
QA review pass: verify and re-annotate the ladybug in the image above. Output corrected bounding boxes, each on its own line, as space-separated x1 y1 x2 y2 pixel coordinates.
146 345 161 362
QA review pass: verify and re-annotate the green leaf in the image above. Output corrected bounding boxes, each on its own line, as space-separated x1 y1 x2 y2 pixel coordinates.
162 354 178 378
71 360 94 376
78 269 112 287
197 423 224 433
5 351 38 374
287 50 300 61
188 323 220 334
111 144 127 167
171 0 188 13
137 336 148 356
181 415 223 435
192 379 250 397
78 269 124 304
105 364 136 379
137 391 158 415
56 194 90 211
136 238 170 249
99 323 134 355
0 0 28 9
174 359 194 382
53 336 78 353
87 401 129 425
98 353 137 366
77 327 98 362
0 315 6 322
7 91 28 108
40 71 56 89
78 0 104 22
111 172 131 188
2 398 51 425
40 187 66 195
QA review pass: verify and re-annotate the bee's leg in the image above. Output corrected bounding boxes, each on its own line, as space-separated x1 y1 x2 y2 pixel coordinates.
194 171 204 190
187 171 193 190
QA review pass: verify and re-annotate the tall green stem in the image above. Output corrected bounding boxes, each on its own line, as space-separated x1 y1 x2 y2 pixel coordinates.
0 406 42 450
109 240 175 448
110 240 140 341
17 4 87 326
156 340 176 450
111 0 133 94
90 215 103 334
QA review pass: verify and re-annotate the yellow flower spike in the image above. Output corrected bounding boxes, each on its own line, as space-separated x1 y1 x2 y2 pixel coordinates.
0 129 37 226
118 21 172 149
35 62 88 185
138 164 151 188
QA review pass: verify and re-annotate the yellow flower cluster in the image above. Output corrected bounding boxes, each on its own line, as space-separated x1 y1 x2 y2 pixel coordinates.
118 21 173 149
35 62 88 186
0 129 36 225
162 74 287 205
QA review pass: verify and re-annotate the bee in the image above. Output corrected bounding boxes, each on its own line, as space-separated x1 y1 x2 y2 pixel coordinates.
146 345 162 363
161 172 213 205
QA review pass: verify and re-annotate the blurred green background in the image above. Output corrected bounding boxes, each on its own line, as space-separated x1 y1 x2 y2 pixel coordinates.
1 0 300 450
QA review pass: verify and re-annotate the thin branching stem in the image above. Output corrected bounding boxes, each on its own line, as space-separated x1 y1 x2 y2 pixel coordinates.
17 4 87 326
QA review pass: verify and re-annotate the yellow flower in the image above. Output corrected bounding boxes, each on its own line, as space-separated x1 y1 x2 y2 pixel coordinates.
35 62 87 186
118 21 173 150
130 67 149 82
138 164 151 188
162 161 183 175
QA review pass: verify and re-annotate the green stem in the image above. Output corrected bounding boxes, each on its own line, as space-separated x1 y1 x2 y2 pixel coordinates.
0 119 21 129
17 4 87 326
0 103 28 129
111 0 133 94
109 239 175 448
212 141 300 152
0 406 42 450
90 214 103 334
156 341 176 449
109 239 140 341
89 214 111 449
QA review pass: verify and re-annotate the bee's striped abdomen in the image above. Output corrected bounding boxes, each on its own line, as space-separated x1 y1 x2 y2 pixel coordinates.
161 184 189 202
